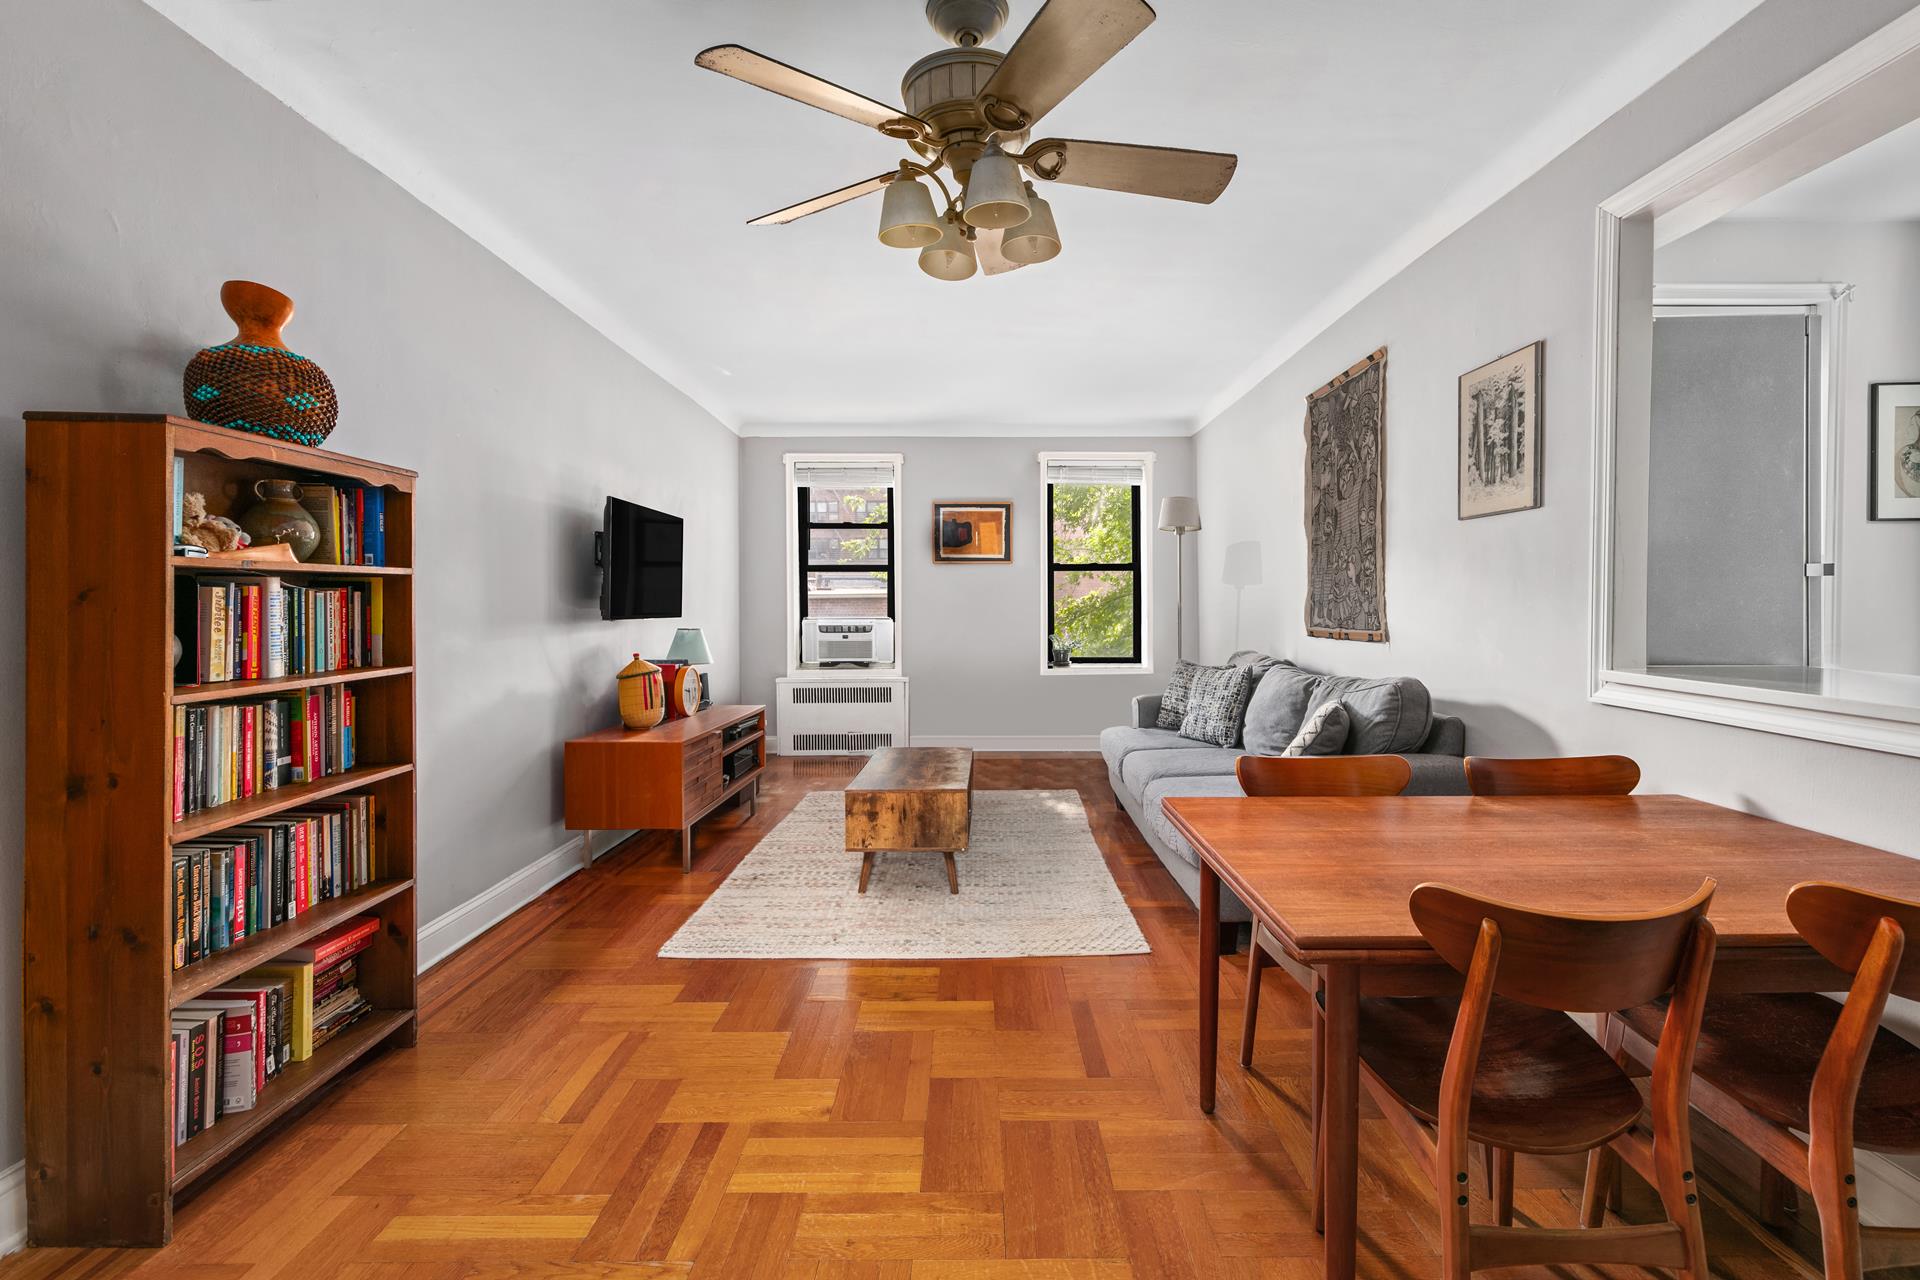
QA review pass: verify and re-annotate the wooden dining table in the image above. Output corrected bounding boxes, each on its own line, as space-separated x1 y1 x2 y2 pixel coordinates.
1164 793 1920 1280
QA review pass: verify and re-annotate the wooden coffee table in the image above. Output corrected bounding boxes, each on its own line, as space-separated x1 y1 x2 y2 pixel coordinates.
844 747 974 894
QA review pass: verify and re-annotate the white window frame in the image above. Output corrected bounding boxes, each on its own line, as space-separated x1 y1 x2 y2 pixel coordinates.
784 452 905 678
1037 450 1155 676
1588 9 1920 757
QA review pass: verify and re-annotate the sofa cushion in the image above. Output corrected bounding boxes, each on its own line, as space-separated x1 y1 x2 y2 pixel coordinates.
1228 650 1283 682
1242 661 1321 754
1307 674 1433 754
1282 700 1350 757
1142 774 1248 869
1155 659 1205 729
1099 725 1213 776
1179 664 1256 746
1120 746 1246 796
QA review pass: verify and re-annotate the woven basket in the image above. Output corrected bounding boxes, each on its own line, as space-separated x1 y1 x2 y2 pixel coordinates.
183 281 339 447
617 655 665 730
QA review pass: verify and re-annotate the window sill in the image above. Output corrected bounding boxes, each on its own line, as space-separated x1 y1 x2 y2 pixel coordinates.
1040 663 1155 677
1594 665 1920 758
783 666 904 680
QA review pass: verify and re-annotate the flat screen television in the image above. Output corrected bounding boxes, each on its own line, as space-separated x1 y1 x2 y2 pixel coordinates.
598 497 683 620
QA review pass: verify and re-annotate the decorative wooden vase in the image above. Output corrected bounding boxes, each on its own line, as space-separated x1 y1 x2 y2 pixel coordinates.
617 654 665 729
183 280 340 446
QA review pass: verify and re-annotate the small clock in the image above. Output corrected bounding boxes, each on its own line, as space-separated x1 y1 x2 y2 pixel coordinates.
664 662 702 720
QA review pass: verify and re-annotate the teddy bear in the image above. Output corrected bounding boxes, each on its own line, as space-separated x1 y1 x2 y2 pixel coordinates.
178 491 251 553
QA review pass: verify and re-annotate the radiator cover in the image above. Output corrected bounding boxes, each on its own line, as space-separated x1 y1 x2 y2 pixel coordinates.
775 676 910 755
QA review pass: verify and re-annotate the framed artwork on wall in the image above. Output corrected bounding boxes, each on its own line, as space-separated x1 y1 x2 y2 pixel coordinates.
1304 346 1388 641
1458 340 1544 519
932 501 1013 561
1871 381 1920 520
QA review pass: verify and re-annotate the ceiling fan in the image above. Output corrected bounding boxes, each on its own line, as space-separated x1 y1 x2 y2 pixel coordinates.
694 0 1238 281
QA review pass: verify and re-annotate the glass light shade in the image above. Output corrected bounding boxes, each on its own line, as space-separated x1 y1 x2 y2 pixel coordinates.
961 148 1031 230
1001 184 1061 264
664 627 713 665
918 218 978 281
1157 496 1201 533
877 176 941 249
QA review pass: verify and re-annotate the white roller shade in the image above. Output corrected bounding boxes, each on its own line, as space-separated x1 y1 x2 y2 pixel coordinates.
1042 457 1148 486
794 460 900 488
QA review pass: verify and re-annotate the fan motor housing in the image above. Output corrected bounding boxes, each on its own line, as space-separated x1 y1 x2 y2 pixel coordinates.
924 0 1008 47
902 46 1023 177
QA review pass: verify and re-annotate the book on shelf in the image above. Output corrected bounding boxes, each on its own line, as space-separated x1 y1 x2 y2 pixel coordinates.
171 684 360 819
170 796 379 970
175 575 385 688
276 913 381 971
295 481 388 567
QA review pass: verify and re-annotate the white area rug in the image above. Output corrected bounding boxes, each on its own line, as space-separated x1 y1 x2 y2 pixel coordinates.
659 789 1151 959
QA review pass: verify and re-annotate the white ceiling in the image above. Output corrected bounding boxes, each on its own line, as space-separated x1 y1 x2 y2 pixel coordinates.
1728 114 1920 222
146 0 1760 434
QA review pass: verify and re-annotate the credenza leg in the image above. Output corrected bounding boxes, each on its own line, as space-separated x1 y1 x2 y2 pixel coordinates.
681 825 693 873
580 830 593 869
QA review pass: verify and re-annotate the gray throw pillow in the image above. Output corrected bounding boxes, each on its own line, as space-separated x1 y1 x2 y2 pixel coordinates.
1306 674 1433 754
1242 661 1321 754
1179 664 1257 746
1228 650 1282 682
1156 660 1206 729
1281 700 1349 757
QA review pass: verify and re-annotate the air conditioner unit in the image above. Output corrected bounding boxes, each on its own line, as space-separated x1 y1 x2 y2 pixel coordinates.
776 676 909 756
800 617 896 667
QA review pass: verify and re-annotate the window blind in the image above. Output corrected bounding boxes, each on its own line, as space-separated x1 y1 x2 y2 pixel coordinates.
1042 457 1148 486
794 461 899 488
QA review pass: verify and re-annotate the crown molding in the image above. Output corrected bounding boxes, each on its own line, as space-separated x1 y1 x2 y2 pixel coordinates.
740 418 1195 439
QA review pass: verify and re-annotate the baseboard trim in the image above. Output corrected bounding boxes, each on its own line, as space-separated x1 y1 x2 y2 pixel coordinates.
417 832 609 972
909 734 1099 752
1857 1149 1920 1226
1 1160 25 1257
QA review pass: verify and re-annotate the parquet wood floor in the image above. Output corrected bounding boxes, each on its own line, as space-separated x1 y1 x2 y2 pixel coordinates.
2 754 1823 1279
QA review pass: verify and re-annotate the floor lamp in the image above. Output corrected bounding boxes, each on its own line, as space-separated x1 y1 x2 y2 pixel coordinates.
1158 496 1201 662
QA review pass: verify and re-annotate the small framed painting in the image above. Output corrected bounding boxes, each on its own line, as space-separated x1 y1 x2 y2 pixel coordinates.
1871 381 1920 520
932 501 1012 562
1458 340 1544 519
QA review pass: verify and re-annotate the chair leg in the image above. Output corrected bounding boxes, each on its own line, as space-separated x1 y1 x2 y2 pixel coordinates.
1493 1146 1515 1228
1311 971 1325 1234
1808 1126 1865 1280
1239 937 1266 1068
1580 1142 1617 1228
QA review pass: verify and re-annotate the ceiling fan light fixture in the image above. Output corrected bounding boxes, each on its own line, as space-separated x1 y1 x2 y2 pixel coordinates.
918 216 978 281
961 145 1031 230
877 174 942 248
1001 182 1060 264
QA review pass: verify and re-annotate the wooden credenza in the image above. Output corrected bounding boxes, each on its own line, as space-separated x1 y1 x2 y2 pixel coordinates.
563 703 766 871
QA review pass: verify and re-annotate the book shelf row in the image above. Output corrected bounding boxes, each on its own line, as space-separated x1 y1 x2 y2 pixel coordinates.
175 574 387 687
174 464 395 567
172 683 362 819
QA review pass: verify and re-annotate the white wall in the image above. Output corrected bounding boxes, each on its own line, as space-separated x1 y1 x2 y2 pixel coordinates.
1654 218 1920 675
0 0 740 1175
1194 0 1920 861
739 435 1196 745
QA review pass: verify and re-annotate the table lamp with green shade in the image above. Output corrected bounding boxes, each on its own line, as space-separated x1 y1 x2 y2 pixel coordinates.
663 627 713 711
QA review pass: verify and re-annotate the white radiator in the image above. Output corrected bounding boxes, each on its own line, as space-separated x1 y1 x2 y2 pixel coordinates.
775 676 909 755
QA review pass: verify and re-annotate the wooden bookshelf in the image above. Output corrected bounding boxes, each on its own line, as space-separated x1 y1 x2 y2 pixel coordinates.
23 414 420 1246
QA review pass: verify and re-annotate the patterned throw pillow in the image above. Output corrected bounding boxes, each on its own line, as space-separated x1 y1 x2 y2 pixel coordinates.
1179 664 1257 746
1156 660 1207 729
1281 700 1350 757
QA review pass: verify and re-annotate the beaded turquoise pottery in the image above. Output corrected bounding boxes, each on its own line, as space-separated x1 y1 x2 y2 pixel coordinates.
182 280 338 447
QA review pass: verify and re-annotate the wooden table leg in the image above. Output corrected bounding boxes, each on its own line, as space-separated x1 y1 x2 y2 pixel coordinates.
943 851 959 894
1312 969 1325 1234
1321 962 1360 1280
858 851 875 894
1199 860 1220 1114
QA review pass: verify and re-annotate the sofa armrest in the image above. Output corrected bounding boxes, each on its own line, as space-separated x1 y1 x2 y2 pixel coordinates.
1419 713 1466 757
1131 694 1164 729
1402 753 1469 796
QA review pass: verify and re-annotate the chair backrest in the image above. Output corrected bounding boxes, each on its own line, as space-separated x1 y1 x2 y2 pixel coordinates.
1409 878 1716 1012
1464 755 1640 797
1788 882 1920 1000
1235 754 1412 798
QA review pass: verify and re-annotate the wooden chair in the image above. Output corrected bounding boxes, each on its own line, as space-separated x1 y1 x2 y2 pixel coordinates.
1235 754 1411 1228
1596 883 1920 1280
1464 755 1641 797
1364 879 1718 1280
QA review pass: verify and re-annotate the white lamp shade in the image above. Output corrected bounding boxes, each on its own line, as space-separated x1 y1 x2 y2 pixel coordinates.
1001 184 1060 264
877 176 942 249
918 217 978 281
961 147 1031 230
664 627 712 665
1157 496 1201 533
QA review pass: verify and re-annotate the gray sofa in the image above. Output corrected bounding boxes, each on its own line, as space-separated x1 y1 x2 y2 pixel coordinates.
1100 651 1467 922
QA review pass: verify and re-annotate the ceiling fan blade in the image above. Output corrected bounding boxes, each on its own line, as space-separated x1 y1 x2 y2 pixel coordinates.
747 172 898 226
1025 138 1237 203
973 227 1029 276
976 0 1155 130
695 45 928 137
